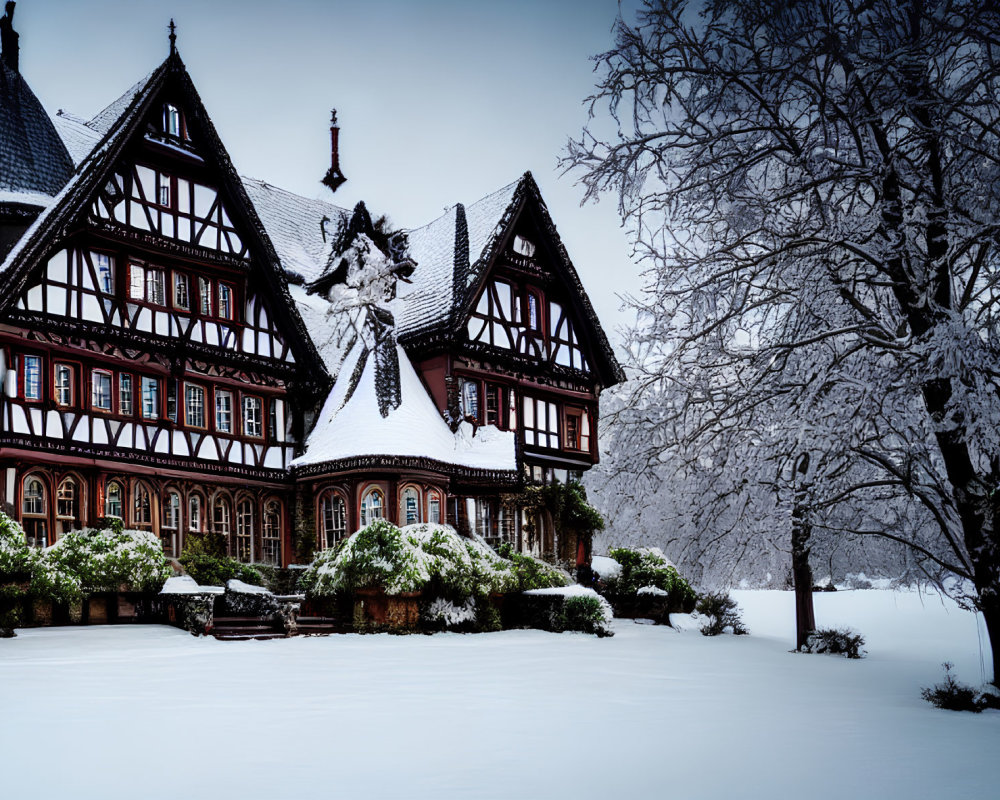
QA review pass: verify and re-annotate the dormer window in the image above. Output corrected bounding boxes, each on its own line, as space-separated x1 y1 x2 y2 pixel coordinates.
513 235 536 258
163 103 183 138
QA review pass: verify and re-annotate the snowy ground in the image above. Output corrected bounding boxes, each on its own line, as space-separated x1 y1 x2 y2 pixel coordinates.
1 589 997 800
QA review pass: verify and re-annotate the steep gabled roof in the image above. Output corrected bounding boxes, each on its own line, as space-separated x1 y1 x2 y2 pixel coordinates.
0 49 330 389
0 59 74 200
397 172 624 387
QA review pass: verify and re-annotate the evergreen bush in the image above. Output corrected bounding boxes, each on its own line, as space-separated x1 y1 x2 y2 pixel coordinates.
696 592 749 636
805 628 866 659
603 547 697 615
560 593 614 637
921 663 986 712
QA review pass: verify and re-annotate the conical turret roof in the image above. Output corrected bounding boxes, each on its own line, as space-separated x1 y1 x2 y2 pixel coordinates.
0 50 74 201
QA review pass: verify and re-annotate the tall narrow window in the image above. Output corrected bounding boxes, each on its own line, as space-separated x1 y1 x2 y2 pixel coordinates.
22 476 47 547
158 179 171 208
162 491 181 558
262 500 281 565
129 263 145 300
92 369 112 411
243 396 262 438
460 379 479 422
319 492 347 549
188 494 202 533
199 277 213 315
105 480 124 518
526 291 541 332
56 477 80 536
360 487 384 528
213 496 232 546
428 491 442 525
54 363 73 406
23 355 42 400
215 389 233 433
163 491 181 531
401 486 421 526
236 499 253 562
132 482 153 529
166 379 177 423
164 103 182 137
141 376 159 419
174 272 190 310
119 373 133 416
94 252 114 294
185 384 206 428
218 283 234 320
146 269 165 305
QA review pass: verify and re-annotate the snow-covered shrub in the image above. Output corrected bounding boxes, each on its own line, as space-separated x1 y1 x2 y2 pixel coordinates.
495 543 571 591
921 663 984 712
805 628 866 659
1 510 81 612
305 521 529 599
305 519 425 595
422 596 478 632
46 525 170 593
603 547 697 614
520 586 614 636
696 592 748 636
561 593 614 637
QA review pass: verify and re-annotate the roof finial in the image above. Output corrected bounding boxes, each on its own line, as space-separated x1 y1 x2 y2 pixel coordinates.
1 1 19 72
168 18 177 55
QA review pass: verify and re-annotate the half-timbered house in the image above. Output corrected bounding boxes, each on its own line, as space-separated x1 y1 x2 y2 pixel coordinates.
0 10 622 569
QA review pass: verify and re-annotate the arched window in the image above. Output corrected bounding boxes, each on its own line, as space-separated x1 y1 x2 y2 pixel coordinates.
132 482 153 529
235 498 254 562
319 491 347 550
162 491 181 557
56 477 81 537
428 490 442 525
213 495 232 554
401 486 421 526
188 493 203 533
105 480 124 519
360 487 384 528
22 476 48 547
262 500 281 565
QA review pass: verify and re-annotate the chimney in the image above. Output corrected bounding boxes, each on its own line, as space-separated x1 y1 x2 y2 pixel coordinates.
1 2 19 72
321 109 347 193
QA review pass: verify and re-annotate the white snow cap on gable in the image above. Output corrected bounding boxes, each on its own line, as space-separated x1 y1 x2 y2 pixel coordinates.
292 341 516 472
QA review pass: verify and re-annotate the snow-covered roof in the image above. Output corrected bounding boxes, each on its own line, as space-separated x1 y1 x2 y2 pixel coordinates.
242 177 346 285
293 339 516 473
396 178 520 338
51 110 101 165
87 71 154 135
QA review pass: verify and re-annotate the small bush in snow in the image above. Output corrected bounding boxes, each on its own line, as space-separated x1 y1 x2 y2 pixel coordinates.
921 663 986 712
605 547 697 613
422 597 478 632
805 628 866 659
696 592 748 636
560 593 614 637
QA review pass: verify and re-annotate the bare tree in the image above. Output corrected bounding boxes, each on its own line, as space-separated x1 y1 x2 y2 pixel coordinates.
567 0 1000 680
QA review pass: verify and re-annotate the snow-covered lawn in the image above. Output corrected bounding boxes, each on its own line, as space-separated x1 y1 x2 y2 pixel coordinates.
1 589 997 800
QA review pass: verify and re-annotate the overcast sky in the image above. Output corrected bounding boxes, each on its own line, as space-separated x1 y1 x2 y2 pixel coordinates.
16 0 643 353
